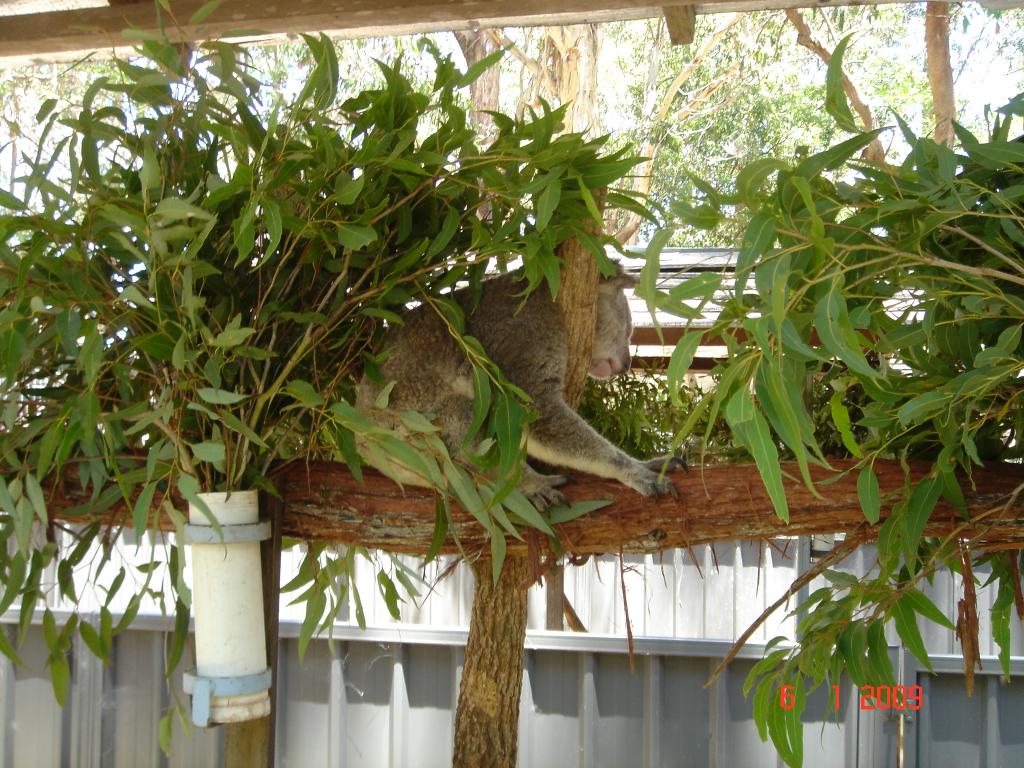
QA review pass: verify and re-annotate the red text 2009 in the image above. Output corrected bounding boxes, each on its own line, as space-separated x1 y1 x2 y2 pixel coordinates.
778 684 923 711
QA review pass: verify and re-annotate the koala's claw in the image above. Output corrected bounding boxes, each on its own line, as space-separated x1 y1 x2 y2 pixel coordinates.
650 476 679 499
526 486 566 511
633 455 684 500
644 454 688 473
522 473 568 511
631 468 680 500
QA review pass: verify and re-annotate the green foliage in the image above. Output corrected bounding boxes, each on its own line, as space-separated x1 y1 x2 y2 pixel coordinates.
579 370 708 460
581 362 870 469
0 33 649 725
607 5 1024 249
663 40 1024 766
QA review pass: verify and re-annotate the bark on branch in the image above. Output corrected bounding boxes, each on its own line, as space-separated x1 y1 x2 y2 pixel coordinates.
46 459 1024 556
784 9 886 164
556 205 602 406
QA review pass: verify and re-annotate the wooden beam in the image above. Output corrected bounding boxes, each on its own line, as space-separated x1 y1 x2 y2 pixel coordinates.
631 355 718 371
663 4 696 45
1 0 946 66
629 325 832 348
632 325 690 346
0 0 670 64
44 459 1024 556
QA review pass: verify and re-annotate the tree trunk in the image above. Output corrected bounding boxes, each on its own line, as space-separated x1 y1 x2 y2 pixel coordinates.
925 1 956 146
547 24 601 135
451 556 531 767
449 24 600 764
450 225 602 761
455 30 500 138
556 219 602 407
539 226 604 631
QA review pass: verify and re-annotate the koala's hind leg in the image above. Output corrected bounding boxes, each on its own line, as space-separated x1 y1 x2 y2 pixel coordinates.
432 395 568 511
518 464 568 511
433 394 475 453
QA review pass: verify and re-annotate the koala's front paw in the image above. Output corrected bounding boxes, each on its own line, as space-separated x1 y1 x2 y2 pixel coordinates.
521 473 568 511
628 466 679 499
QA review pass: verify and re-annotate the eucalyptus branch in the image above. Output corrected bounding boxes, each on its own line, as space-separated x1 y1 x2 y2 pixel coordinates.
938 224 1024 277
784 9 885 163
153 417 196 478
485 28 558 98
656 15 742 123
909 252 1024 289
706 533 868 688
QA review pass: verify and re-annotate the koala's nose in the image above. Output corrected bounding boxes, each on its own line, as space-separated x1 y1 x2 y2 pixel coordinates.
620 351 632 374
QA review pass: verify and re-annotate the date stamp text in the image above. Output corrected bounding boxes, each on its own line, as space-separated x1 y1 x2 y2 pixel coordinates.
778 684 924 711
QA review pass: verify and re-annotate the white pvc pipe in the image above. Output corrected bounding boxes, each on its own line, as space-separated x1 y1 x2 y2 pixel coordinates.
188 490 271 723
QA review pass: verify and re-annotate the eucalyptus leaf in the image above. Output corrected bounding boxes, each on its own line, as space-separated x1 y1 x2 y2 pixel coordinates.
824 35 860 133
724 390 789 523
197 387 249 405
857 466 881 524
191 441 226 464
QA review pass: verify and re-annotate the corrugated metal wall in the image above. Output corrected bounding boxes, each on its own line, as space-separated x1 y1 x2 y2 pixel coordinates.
7 622 1022 768
1 623 874 768
4 536 1024 767
911 654 1024 768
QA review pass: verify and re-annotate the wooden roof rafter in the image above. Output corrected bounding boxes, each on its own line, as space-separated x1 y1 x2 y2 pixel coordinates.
2 0 1021 67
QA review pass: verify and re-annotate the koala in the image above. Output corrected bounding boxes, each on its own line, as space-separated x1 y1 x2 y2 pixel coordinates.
355 264 683 509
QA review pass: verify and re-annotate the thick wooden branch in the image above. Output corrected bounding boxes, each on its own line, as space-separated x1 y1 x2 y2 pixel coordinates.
47 459 1024 556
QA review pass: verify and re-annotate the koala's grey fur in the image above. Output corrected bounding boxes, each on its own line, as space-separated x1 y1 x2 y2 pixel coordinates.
355 265 682 509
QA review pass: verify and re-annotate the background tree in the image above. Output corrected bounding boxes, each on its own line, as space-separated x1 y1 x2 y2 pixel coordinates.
925 1 956 144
